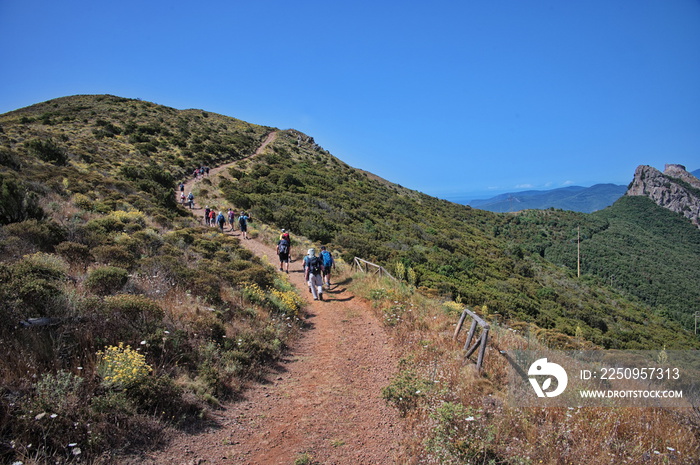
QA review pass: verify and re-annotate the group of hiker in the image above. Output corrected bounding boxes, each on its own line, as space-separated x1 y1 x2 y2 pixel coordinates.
192 166 210 180
202 207 251 239
178 183 195 209
276 229 334 300
177 179 334 300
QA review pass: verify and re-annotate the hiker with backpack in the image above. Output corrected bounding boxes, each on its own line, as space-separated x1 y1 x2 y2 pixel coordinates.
228 208 236 231
204 206 211 226
279 228 290 242
276 234 291 273
303 248 325 301
187 192 195 209
216 211 226 232
238 211 251 239
319 246 334 288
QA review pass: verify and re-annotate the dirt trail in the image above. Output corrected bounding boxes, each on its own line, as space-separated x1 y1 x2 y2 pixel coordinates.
146 132 407 464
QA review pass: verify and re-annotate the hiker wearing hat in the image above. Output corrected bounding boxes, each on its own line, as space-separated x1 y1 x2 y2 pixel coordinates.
279 228 290 242
303 248 325 301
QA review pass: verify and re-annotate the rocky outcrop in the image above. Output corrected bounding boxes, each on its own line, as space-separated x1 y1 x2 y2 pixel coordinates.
626 164 700 228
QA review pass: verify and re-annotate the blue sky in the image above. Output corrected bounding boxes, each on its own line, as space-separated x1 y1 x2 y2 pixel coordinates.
1 1 699 201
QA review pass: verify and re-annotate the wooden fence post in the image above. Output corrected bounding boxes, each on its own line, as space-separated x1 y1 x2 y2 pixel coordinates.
453 307 490 373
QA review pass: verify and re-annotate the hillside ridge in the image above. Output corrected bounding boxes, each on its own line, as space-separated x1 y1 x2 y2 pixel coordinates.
468 183 627 213
626 163 700 228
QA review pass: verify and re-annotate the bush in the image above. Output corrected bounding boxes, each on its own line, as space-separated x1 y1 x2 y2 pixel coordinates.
25 138 68 165
84 266 128 295
0 174 44 225
2 254 68 317
33 370 85 414
102 294 165 337
55 241 93 266
2 219 65 253
0 147 21 170
92 244 136 268
381 360 432 416
97 343 152 389
72 193 94 211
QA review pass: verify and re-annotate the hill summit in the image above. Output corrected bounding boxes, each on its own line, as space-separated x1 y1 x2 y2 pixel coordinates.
626 163 700 228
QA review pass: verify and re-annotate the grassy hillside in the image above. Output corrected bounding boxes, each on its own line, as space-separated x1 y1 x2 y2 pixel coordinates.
1 95 698 462
0 95 301 463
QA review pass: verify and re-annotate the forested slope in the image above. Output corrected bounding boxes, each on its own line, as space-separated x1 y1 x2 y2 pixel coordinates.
218 128 698 349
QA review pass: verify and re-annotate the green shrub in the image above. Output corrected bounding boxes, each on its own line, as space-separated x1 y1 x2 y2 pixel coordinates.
72 193 94 210
55 241 93 266
0 174 44 225
424 402 498 464
2 254 68 317
381 360 432 416
0 147 21 170
25 138 68 165
33 370 85 414
91 244 136 268
102 294 164 337
2 219 65 252
84 266 128 295
124 374 197 422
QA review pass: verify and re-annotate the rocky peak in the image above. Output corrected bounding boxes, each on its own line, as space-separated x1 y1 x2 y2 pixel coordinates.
626 164 700 229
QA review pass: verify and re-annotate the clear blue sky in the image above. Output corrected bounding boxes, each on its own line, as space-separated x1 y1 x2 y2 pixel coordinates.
1 1 699 201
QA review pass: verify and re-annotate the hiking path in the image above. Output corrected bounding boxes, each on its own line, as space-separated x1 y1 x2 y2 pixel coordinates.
146 131 407 464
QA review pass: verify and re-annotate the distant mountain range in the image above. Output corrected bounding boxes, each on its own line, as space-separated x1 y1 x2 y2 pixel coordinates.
467 168 700 213
467 183 628 213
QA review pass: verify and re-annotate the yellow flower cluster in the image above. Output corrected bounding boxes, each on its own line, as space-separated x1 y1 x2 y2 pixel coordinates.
442 301 464 314
270 288 304 315
97 342 152 389
108 210 146 225
243 282 266 303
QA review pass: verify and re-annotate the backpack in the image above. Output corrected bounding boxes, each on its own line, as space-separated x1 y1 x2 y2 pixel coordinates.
320 250 333 268
238 216 247 227
278 239 289 255
307 256 322 275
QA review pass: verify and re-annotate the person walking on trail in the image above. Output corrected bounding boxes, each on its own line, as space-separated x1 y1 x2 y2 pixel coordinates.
303 248 325 301
280 228 290 242
227 208 236 231
187 192 195 209
276 234 291 273
216 211 226 232
238 211 251 239
208 209 216 227
320 246 334 288
180 192 186 204
204 206 211 226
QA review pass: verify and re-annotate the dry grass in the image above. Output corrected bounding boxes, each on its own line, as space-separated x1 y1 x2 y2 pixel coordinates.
349 274 700 465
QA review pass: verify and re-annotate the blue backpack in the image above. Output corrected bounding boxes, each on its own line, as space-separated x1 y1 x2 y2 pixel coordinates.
320 250 333 268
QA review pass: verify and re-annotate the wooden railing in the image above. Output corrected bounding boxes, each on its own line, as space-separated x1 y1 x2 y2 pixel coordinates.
453 307 490 372
352 257 397 281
